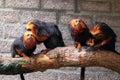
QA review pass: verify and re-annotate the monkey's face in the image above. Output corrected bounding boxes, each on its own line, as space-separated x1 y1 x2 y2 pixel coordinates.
70 19 86 34
26 21 36 35
23 31 36 48
90 25 105 40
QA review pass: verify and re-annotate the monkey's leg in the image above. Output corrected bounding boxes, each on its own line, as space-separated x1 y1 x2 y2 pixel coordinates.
94 37 112 47
77 43 82 52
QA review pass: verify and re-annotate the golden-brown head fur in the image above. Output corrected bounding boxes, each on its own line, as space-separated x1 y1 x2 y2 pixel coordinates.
23 31 36 49
90 24 105 40
90 25 102 35
26 21 48 43
70 18 87 34
26 21 36 35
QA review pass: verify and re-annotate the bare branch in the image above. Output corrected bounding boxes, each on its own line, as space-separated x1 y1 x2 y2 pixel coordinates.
0 46 119 75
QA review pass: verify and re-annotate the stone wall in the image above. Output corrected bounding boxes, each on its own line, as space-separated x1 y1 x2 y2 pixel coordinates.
0 0 119 80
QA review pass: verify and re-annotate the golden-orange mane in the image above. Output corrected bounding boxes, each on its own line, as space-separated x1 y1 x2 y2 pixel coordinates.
90 24 103 36
70 19 87 33
26 21 48 43
26 21 36 35
23 31 36 48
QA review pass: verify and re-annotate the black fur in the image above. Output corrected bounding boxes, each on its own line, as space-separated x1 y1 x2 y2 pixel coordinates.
94 22 117 53
30 19 65 49
70 25 92 46
11 36 36 57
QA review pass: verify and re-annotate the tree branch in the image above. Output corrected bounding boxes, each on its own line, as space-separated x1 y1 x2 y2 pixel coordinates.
0 46 119 75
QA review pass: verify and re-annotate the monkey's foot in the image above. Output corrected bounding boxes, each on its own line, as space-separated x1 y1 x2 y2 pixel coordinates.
85 46 98 51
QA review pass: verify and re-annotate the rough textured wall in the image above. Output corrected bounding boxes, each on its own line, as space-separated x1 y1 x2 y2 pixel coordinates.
0 0 119 80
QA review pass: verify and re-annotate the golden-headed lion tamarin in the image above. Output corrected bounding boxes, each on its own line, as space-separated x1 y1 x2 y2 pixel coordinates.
11 31 36 80
87 22 118 53
68 18 92 80
26 19 65 49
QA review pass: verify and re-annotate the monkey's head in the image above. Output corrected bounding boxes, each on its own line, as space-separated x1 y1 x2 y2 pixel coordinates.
90 24 103 36
69 18 87 34
86 24 105 46
26 20 49 42
23 31 36 49
26 21 36 35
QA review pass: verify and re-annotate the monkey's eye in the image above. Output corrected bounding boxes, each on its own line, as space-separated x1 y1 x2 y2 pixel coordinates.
75 20 80 25
27 29 31 31
27 34 32 38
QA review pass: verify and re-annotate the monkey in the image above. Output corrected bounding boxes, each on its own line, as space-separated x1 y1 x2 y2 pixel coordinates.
11 31 36 57
26 19 65 49
11 31 36 80
68 18 92 80
87 22 119 54
68 18 92 51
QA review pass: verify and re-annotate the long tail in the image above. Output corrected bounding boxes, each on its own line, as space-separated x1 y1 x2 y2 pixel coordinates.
80 67 85 80
20 74 25 80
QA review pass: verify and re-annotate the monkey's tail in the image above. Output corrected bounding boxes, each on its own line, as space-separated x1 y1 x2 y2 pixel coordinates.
20 74 25 80
80 67 85 80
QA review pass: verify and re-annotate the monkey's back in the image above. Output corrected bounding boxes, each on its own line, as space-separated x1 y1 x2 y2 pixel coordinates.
43 23 65 48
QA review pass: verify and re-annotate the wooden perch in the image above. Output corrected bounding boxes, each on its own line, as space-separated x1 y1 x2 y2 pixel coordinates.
0 46 120 75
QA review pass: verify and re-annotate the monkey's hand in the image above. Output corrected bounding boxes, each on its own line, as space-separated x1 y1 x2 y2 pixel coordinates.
74 41 82 52
16 49 31 61
86 38 94 46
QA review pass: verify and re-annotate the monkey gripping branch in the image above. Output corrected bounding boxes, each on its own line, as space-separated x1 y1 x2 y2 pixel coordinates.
0 46 120 75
